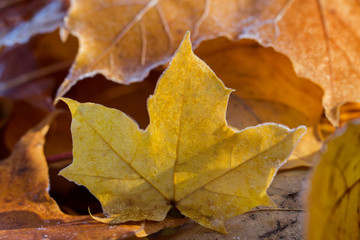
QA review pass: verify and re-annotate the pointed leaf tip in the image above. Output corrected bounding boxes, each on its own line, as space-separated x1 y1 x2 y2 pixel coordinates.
174 31 193 59
183 31 191 46
295 125 307 139
59 97 80 115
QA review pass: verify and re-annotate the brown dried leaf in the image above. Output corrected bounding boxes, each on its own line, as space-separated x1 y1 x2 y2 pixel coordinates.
57 0 360 126
263 0 360 126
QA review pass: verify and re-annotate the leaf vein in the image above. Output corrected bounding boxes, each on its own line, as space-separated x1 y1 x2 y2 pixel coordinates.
76 109 168 200
180 129 295 201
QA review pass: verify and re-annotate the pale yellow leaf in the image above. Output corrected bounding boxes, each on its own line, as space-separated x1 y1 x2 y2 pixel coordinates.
60 33 305 233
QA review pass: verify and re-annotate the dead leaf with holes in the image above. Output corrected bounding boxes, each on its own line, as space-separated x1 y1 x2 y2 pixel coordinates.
57 0 360 127
307 122 360 240
0 112 187 239
59 33 305 233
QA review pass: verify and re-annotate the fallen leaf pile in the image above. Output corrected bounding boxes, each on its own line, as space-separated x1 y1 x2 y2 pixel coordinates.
0 0 359 238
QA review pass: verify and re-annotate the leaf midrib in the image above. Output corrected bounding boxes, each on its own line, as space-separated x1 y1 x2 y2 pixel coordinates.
177 128 296 203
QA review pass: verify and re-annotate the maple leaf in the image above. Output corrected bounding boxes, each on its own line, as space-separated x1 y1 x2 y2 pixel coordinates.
307 122 360 240
56 0 360 126
0 112 186 239
60 33 305 233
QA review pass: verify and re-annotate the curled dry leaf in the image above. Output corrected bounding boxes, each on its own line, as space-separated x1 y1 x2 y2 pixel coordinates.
317 102 360 140
0 0 68 47
264 0 360 126
307 122 360 240
0 112 185 239
57 0 360 126
59 33 305 233
195 37 324 169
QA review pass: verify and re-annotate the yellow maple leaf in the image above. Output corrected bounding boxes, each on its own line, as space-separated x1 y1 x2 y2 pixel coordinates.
307 122 360 240
60 33 305 233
